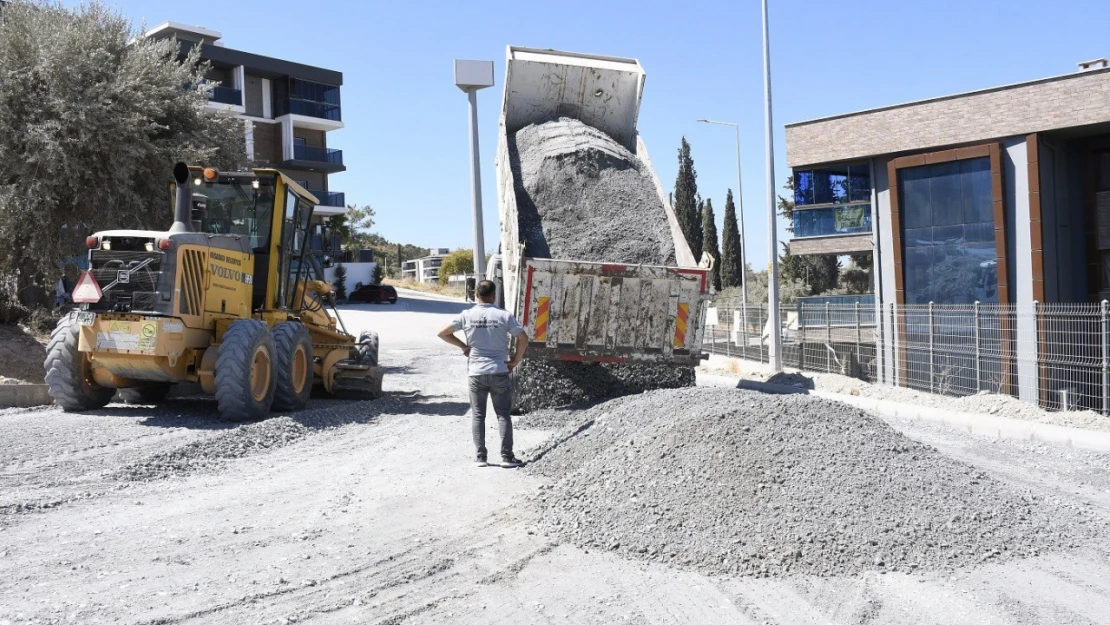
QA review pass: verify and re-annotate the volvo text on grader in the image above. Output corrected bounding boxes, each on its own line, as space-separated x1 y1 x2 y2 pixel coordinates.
43 163 384 421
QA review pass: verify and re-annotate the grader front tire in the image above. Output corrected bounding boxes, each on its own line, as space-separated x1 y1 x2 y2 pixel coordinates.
43 314 114 411
272 321 313 412
214 320 276 421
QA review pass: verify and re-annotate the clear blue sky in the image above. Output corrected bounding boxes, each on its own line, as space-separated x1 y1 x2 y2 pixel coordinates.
97 0 1110 268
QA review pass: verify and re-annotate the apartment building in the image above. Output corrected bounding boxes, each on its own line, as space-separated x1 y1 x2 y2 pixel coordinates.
144 22 346 217
401 249 451 284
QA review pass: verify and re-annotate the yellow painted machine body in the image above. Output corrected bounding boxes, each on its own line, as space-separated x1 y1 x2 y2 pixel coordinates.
70 166 382 402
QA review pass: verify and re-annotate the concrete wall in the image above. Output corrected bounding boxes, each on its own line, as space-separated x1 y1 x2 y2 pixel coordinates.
244 74 264 117
1002 137 1038 403
252 122 281 164
326 262 378 291
874 157 897 385
294 128 326 149
786 68 1110 167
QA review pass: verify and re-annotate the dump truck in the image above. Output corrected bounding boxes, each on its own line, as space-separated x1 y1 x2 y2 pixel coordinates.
44 163 383 421
489 46 711 365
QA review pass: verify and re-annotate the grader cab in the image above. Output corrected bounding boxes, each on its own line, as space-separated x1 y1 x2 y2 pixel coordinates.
44 163 383 421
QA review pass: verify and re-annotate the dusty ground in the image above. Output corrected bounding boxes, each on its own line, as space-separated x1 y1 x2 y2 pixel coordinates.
2 289 1109 624
0 324 47 384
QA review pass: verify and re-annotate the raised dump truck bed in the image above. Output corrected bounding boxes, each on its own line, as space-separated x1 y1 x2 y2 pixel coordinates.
493 46 710 365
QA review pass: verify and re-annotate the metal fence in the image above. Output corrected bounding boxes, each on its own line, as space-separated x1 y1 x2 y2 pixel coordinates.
704 301 1110 415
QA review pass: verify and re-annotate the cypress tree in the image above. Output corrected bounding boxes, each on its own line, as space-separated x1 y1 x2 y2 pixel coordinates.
701 198 722 291
673 137 703 260
720 189 743 289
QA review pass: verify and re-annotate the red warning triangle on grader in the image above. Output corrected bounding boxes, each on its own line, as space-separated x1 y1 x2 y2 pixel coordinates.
71 271 103 304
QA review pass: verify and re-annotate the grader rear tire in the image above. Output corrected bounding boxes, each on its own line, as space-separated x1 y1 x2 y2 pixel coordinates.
272 321 313 412
214 320 276 421
43 313 114 411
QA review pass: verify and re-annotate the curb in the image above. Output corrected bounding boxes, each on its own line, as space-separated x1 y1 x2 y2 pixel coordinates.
698 373 1110 453
0 384 53 408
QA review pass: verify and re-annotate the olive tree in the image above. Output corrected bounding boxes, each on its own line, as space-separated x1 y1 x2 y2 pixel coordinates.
0 0 246 305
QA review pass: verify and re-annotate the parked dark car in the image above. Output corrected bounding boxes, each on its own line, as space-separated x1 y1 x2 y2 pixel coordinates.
349 284 398 304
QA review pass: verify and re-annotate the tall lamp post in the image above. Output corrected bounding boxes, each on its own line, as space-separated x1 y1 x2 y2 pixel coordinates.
762 0 782 371
695 118 748 319
454 59 495 280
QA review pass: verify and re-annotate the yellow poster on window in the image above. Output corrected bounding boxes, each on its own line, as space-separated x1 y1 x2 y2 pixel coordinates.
836 206 866 231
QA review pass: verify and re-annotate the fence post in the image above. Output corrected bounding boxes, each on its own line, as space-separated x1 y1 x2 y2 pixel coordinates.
1102 300 1109 415
974 301 982 393
928 301 936 393
890 302 897 387
855 302 862 373
825 302 832 372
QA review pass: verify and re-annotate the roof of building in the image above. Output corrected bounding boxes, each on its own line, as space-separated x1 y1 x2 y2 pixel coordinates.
144 21 343 86
784 64 1110 167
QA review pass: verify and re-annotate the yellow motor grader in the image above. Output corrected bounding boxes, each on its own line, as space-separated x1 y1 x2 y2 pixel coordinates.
44 163 384 420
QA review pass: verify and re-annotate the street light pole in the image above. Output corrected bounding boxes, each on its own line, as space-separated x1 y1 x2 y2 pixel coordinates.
696 118 748 342
762 0 782 371
454 59 495 280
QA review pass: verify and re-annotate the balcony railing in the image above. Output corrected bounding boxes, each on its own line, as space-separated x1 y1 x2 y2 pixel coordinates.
208 85 242 106
278 98 342 122
792 204 872 238
308 190 345 207
293 145 343 166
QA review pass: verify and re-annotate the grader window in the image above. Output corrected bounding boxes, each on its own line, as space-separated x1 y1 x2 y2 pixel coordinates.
180 176 277 251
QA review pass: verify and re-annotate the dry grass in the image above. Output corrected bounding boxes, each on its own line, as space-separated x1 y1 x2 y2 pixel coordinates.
383 277 466 298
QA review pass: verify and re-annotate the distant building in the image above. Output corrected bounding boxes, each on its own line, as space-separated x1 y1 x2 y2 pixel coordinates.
402 248 451 284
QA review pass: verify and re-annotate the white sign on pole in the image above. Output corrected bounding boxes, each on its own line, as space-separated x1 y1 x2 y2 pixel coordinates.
705 307 719 326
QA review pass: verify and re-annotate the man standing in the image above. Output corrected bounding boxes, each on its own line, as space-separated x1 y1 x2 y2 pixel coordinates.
437 280 529 468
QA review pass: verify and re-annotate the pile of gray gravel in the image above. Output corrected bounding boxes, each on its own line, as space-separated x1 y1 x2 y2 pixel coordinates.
509 116 675 265
508 116 691 412
527 387 1096 577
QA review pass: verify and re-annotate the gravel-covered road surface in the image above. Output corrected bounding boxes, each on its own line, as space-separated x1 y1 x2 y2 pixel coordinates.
2 288 1109 624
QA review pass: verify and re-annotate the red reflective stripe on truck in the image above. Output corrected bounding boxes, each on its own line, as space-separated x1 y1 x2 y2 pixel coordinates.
522 265 535 325
677 269 708 293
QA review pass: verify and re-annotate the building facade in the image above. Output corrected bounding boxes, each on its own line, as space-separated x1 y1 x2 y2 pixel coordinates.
145 22 346 218
401 249 451 284
784 59 1110 410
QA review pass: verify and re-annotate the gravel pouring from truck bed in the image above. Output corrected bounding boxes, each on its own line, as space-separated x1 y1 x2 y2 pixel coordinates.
512 359 694 415
526 387 1100 578
509 116 676 266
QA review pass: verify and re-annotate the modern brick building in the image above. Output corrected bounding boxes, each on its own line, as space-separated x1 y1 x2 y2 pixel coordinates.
144 22 346 218
783 59 1110 409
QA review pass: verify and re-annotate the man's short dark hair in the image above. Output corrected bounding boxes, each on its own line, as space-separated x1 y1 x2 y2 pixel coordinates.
477 280 497 299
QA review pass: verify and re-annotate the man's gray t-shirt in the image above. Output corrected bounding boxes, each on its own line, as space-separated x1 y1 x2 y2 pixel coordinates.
451 304 526 376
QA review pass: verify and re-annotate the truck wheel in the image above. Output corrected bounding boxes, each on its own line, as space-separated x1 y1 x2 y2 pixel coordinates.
214 320 276 421
272 321 313 412
357 331 379 367
43 313 114 411
119 384 172 405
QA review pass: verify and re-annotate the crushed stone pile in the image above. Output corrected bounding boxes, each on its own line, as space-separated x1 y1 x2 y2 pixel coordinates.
526 387 1097 577
510 116 676 266
117 394 403 481
507 117 690 411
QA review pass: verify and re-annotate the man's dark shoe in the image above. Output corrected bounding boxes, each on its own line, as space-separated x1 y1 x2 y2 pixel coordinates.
476 454 488 468
500 455 524 468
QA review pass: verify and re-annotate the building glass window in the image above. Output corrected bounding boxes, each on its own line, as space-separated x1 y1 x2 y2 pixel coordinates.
899 157 997 304
792 163 872 237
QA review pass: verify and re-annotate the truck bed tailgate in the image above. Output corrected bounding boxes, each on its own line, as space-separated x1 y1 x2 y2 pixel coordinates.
518 258 709 365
